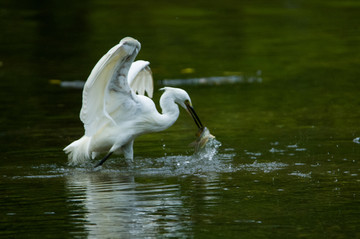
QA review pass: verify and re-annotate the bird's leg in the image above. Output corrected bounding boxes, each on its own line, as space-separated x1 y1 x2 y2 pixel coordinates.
94 152 113 168
122 140 134 162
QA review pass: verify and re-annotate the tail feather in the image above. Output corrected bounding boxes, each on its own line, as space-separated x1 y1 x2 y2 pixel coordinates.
64 136 91 165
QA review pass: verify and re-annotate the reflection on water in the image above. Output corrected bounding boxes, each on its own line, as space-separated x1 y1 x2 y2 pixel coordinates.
61 139 292 238
64 141 224 238
3 135 359 237
9 140 287 238
159 71 263 86
66 173 191 238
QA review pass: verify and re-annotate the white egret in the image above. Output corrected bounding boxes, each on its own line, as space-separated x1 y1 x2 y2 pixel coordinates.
64 37 203 167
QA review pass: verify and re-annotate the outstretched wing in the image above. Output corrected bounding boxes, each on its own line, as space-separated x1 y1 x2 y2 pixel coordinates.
128 60 154 98
80 37 141 136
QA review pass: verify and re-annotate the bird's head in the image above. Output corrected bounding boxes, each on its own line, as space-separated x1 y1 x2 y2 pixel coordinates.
160 87 203 129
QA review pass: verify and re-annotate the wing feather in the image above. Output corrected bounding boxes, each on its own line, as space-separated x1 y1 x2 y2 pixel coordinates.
128 60 154 98
80 38 141 136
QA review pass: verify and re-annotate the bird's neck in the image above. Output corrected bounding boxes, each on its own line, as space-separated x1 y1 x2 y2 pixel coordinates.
155 92 180 131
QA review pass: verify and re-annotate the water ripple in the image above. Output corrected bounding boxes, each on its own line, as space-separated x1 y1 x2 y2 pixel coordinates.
5 138 291 180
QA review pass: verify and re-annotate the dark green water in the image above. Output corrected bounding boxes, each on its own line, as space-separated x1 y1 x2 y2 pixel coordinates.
1 0 360 238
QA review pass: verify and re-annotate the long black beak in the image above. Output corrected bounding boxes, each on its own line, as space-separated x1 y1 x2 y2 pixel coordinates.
186 102 203 129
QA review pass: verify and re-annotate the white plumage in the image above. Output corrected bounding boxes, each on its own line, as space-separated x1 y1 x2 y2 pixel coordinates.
64 37 203 167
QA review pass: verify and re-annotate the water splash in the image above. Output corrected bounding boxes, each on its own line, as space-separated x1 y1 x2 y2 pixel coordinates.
131 138 287 176
8 138 289 180
132 138 234 176
194 137 222 160
174 138 228 175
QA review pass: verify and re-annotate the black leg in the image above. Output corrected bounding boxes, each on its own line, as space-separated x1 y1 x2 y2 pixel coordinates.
94 152 113 168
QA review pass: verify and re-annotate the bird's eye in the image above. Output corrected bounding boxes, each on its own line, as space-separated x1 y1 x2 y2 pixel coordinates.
184 100 190 105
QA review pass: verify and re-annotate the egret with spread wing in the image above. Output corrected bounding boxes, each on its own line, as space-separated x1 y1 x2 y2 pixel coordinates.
64 37 203 167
